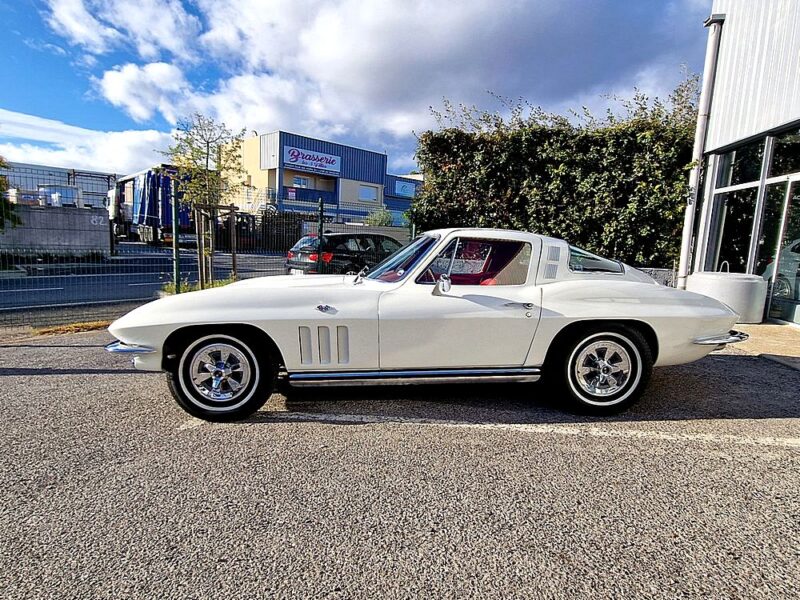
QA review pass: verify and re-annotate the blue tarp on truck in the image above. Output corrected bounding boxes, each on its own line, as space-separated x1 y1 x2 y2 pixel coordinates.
119 167 190 241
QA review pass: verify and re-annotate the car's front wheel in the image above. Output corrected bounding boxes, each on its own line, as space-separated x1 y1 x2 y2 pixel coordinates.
556 326 653 414
166 333 274 421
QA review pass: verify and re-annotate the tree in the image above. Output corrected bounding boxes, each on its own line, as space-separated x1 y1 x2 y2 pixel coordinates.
365 208 394 227
165 113 246 206
0 156 20 233
411 75 699 266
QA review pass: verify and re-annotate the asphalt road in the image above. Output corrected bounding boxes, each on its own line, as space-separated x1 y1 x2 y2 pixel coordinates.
0 246 286 311
1 331 798 598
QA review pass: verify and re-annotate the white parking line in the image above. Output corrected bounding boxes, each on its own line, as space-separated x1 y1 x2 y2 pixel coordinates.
0 287 64 293
260 411 800 449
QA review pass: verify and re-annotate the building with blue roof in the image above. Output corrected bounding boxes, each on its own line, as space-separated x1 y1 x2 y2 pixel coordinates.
239 131 421 225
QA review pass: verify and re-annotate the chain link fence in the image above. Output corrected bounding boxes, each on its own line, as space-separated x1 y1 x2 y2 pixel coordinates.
1 163 676 329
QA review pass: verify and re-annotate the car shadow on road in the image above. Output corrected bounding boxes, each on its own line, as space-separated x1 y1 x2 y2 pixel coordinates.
0 367 141 376
245 354 800 426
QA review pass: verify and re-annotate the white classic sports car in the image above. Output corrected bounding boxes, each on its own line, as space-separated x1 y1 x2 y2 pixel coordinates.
107 228 747 420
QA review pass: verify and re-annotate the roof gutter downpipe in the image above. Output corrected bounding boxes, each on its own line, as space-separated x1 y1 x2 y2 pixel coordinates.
677 14 725 290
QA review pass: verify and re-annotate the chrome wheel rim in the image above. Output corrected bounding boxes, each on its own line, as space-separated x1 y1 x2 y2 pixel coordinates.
574 340 632 398
774 277 791 298
189 343 252 402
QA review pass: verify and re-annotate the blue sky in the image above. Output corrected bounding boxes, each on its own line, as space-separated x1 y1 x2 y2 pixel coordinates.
0 0 710 175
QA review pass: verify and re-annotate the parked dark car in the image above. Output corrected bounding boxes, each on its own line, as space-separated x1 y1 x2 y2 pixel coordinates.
285 232 403 275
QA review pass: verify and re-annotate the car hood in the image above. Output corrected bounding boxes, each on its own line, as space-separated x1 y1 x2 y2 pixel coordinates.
108 274 378 337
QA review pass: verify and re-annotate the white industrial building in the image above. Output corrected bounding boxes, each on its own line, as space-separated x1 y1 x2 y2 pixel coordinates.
679 0 800 326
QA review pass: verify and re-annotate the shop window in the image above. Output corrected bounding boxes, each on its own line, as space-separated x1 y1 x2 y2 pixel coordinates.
293 176 310 188
359 185 378 202
769 128 800 178
756 183 789 277
715 139 765 188
768 186 800 324
704 187 758 273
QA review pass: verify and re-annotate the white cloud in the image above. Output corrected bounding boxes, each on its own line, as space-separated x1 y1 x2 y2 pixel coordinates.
45 0 122 54
45 0 200 60
0 109 171 173
31 0 710 175
95 62 189 122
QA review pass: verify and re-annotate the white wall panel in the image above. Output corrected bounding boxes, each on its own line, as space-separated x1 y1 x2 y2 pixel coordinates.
706 0 800 151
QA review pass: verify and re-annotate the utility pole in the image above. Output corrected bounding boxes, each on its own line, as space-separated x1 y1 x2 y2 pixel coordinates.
171 179 181 294
317 196 324 273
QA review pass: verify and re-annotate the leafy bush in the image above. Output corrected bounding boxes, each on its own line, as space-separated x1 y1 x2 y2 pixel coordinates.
365 208 394 227
0 155 20 233
411 78 698 266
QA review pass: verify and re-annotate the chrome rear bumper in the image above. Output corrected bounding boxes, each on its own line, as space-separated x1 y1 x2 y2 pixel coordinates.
105 341 157 354
692 330 749 345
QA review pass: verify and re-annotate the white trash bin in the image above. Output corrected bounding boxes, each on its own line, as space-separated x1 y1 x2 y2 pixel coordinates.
686 272 768 324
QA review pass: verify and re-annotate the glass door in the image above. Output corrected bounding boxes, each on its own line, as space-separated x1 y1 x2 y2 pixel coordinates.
765 182 800 324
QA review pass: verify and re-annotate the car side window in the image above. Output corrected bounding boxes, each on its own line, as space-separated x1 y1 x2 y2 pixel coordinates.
417 238 531 285
342 237 361 252
359 236 377 253
568 246 623 273
380 238 401 254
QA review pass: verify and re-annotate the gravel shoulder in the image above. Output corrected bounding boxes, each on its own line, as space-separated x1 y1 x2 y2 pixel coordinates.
1 331 798 599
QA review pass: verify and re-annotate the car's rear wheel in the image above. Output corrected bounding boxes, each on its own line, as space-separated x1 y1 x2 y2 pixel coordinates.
774 274 792 299
556 325 653 414
166 333 274 422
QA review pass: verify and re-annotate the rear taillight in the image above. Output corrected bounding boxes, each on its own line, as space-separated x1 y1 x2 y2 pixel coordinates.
287 250 295 259
308 252 334 264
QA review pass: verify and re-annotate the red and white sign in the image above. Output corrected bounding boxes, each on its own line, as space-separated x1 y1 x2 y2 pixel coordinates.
287 187 296 200
283 146 341 174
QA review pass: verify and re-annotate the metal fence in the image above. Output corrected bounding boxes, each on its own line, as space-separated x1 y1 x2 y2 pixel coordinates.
1 164 676 329
0 167 414 327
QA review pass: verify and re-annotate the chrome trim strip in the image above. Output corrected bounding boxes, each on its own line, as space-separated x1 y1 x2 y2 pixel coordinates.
290 374 541 387
692 330 749 345
105 341 157 354
290 367 541 380
288 367 541 387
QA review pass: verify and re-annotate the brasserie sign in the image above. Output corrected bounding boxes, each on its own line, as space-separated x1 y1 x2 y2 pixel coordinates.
283 146 341 174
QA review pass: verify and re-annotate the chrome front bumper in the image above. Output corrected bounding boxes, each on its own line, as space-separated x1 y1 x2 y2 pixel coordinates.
692 330 749 345
105 341 157 354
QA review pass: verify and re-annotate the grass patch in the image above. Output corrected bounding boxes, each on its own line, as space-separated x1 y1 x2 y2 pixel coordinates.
161 277 236 295
36 320 112 336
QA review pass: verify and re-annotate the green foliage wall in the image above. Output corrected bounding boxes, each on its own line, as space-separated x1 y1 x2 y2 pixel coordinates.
0 155 20 233
411 83 697 266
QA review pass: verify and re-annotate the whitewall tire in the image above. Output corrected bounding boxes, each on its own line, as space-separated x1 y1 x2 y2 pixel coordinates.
558 326 653 414
166 333 274 422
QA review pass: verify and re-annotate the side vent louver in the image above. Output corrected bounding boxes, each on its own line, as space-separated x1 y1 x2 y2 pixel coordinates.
299 325 350 365
547 245 561 262
299 326 313 364
544 263 559 279
318 326 331 364
336 326 350 364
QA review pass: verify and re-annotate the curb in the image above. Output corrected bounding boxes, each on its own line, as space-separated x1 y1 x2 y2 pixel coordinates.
0 266 27 279
761 354 800 372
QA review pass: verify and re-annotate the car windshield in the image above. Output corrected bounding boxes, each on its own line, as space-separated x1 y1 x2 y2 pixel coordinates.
366 235 439 282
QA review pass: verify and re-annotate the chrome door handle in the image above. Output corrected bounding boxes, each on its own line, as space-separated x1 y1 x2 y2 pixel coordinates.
316 304 335 313
504 302 535 310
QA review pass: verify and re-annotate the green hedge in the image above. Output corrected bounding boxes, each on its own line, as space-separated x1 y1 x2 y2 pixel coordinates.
410 83 697 266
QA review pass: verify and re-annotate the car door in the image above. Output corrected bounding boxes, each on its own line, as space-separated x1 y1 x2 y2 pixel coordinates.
378 236 541 369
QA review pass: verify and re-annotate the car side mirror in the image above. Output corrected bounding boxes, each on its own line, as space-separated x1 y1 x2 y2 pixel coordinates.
432 273 451 296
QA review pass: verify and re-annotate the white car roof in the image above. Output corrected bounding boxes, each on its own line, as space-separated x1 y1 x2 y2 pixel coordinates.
422 227 566 247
